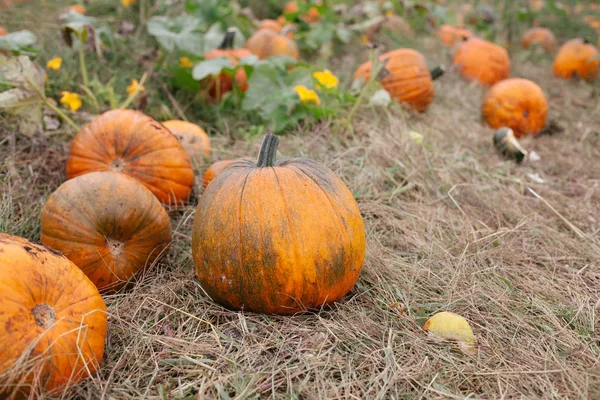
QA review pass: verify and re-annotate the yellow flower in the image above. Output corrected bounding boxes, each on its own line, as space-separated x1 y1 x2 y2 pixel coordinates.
126 79 145 95
313 69 338 89
122 0 136 7
180 57 193 68
60 91 82 111
46 57 62 71
294 85 320 105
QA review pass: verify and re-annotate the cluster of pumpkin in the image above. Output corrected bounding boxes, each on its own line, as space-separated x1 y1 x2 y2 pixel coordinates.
0 107 366 395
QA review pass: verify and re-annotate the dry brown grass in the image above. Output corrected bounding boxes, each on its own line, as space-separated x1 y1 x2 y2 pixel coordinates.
2 2 600 399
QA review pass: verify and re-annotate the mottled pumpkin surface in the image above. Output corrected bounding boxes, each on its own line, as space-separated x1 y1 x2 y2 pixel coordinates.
520 27 556 52
482 78 548 137
453 38 510 86
0 234 107 395
354 49 434 112
436 24 472 48
66 109 194 205
203 158 237 189
552 39 599 82
162 120 211 161
40 171 172 292
192 138 366 315
246 29 299 60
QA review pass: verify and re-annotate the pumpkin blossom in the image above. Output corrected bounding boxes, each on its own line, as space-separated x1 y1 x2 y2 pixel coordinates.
46 57 63 71
313 69 339 89
60 91 82 111
294 85 320 105
180 57 193 68
126 79 145 95
122 0 136 7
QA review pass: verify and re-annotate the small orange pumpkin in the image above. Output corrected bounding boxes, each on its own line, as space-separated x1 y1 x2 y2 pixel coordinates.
66 109 195 205
436 24 472 48
482 78 548 138
162 120 211 162
354 49 440 112
520 27 556 52
203 159 237 188
67 4 85 14
453 37 511 86
552 38 599 82
0 26 7 36
283 0 321 24
259 19 283 33
0 234 107 396
41 171 173 292
246 29 299 60
202 30 254 99
192 135 366 315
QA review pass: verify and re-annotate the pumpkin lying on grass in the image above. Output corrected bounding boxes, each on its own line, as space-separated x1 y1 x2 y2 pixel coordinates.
162 120 211 162
436 24 472 48
192 134 366 314
41 172 172 292
203 159 237 189
66 109 194 205
354 48 444 112
246 29 299 60
482 78 548 137
552 38 599 82
453 37 510 86
0 234 107 397
520 27 556 53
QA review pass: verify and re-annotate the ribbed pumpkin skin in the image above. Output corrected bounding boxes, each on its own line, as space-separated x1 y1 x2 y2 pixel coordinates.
246 29 299 60
520 27 556 52
453 38 511 86
203 159 236 189
482 78 548 138
354 49 434 112
0 234 107 396
192 139 366 315
203 46 253 98
162 120 211 162
552 39 599 82
66 109 194 205
436 24 472 48
41 172 172 292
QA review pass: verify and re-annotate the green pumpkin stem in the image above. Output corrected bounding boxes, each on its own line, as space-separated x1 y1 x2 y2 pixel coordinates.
257 134 279 167
430 65 445 80
219 29 236 50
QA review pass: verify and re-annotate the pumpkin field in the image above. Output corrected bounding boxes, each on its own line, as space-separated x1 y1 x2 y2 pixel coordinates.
2 0 600 398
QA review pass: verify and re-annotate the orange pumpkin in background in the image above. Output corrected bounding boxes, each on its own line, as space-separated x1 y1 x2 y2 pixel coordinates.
482 78 548 138
0 234 107 397
67 4 85 14
0 26 6 36
203 159 237 189
259 19 283 33
354 49 441 112
436 24 472 48
453 37 511 85
284 0 321 24
246 29 299 60
41 172 173 292
520 27 556 52
202 30 253 99
192 135 366 315
552 38 599 82
162 120 211 162
66 109 194 205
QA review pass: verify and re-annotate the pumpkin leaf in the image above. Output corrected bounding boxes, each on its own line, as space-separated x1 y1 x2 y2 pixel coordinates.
61 11 98 38
0 31 38 56
192 57 234 80
335 26 353 43
147 15 207 55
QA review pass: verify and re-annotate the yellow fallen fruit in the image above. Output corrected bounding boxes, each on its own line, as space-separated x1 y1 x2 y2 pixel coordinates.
423 311 477 355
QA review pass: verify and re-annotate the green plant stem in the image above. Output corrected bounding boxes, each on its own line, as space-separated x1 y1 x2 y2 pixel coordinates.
25 76 79 131
79 84 100 114
344 49 385 129
118 72 149 109
78 38 89 88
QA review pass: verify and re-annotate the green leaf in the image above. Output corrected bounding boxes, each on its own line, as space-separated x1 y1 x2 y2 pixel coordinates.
147 15 207 55
192 57 234 80
335 26 353 43
0 31 38 56
61 11 98 37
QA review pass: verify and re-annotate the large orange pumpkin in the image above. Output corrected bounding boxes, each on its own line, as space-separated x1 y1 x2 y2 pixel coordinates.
354 48 439 112
552 38 599 82
202 30 253 99
482 78 548 137
192 135 366 315
453 37 511 85
283 0 321 24
66 109 194 205
203 158 236 189
520 27 556 52
245 29 299 60
0 234 107 396
436 24 473 48
162 120 211 162
41 172 172 292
